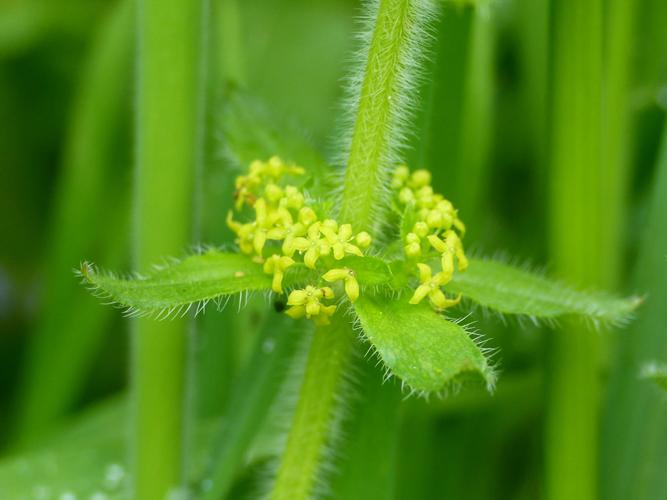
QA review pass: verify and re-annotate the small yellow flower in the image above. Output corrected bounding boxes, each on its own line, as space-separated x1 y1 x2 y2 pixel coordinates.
320 223 363 260
409 169 431 188
404 232 421 257
355 231 372 249
427 231 468 278
280 222 307 257
392 165 410 188
322 267 360 302
263 254 295 294
415 186 436 207
281 185 305 210
285 286 337 325
264 183 284 203
298 206 318 226
409 263 460 310
399 187 415 204
293 223 331 269
265 156 305 178
413 221 429 238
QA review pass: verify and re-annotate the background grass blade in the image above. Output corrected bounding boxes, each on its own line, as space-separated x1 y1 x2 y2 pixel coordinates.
200 313 303 500
133 0 207 496
545 0 624 498
601 123 667 500
13 0 133 446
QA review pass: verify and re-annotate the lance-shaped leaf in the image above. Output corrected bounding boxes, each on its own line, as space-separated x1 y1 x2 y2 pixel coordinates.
444 258 641 324
353 295 495 394
79 251 313 317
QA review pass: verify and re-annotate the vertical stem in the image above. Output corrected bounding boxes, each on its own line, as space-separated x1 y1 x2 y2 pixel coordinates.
133 0 205 497
340 0 430 227
271 316 354 500
271 0 434 497
546 0 619 498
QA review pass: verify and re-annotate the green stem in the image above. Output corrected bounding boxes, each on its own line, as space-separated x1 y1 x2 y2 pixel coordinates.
340 0 432 227
133 0 205 497
546 0 622 498
272 0 433 497
271 316 354 500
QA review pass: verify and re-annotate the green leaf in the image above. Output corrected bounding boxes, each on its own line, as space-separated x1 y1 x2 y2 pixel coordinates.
223 88 333 194
0 396 217 499
640 362 667 391
0 399 129 499
80 250 312 317
353 294 495 394
445 258 641 324
337 255 394 286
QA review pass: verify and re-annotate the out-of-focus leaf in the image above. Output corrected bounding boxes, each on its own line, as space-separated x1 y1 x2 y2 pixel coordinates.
602 124 667 500
0 399 128 499
223 88 332 193
640 362 667 391
14 0 133 444
445 258 640 324
80 251 313 316
199 314 303 500
353 295 495 393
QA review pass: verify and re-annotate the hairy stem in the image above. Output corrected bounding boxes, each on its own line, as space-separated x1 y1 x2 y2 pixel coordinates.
271 316 354 500
340 0 432 228
272 0 434 497
133 0 205 497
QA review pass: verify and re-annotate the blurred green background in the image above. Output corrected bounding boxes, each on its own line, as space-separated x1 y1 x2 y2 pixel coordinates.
1 0 666 498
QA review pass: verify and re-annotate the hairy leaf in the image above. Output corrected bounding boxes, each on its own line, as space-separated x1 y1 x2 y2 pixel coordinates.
445 258 640 323
80 251 312 316
338 255 394 286
354 295 495 393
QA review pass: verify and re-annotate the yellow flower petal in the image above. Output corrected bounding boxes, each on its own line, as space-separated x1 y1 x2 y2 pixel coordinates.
287 289 308 306
344 276 359 302
322 268 349 282
285 305 306 319
409 284 430 305
416 263 432 283
355 231 372 248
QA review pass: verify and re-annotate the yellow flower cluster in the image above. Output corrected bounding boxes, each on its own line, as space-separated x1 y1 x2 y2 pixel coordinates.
227 157 372 324
392 165 468 310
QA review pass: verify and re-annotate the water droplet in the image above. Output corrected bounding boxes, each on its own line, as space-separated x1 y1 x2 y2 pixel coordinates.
262 338 275 353
103 463 125 490
658 85 667 111
32 486 49 500
166 487 188 500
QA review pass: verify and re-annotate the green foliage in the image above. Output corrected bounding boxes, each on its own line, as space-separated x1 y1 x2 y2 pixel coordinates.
640 362 667 391
602 124 667 500
81 253 290 316
446 258 640 324
6 0 664 498
0 399 131 499
354 294 495 393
